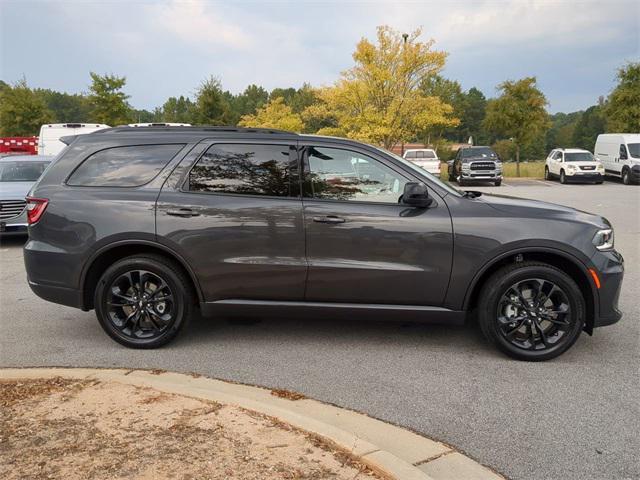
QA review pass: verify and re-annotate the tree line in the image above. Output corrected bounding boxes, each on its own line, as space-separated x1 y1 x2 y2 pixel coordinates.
0 26 637 168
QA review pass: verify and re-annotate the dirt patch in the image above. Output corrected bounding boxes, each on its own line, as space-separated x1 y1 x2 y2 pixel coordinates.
0 377 384 480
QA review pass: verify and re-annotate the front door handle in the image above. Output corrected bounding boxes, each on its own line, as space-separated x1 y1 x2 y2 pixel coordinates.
166 208 200 218
313 215 345 224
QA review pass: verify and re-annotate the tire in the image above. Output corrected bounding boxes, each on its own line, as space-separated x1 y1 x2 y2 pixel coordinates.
595 180 603 185
477 261 585 361
560 170 567 184
544 166 550 180
94 254 194 349
622 168 630 185
494 180 502 187
458 178 466 187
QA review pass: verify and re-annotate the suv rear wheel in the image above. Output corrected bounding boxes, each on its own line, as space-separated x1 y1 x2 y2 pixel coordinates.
544 166 550 180
477 262 584 361
94 254 193 348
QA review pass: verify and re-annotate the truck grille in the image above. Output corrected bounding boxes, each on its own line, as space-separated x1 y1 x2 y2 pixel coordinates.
0 200 26 220
579 165 595 171
470 161 496 170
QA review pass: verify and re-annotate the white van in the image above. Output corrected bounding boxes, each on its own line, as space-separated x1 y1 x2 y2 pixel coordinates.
38 123 109 156
403 148 441 176
594 133 640 185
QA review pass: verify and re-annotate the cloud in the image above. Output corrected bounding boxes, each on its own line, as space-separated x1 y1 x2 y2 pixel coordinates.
151 1 253 50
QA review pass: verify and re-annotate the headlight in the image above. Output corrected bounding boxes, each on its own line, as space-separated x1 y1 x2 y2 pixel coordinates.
593 228 614 251
596 163 604 171
462 163 470 171
566 164 576 172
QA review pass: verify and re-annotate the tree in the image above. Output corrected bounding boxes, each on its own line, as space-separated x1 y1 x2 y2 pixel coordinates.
305 26 457 150
483 77 550 175
238 97 304 131
0 78 54 136
35 89 92 123
193 77 233 125
572 105 605 150
605 62 640 132
460 87 487 144
226 84 269 124
87 72 131 125
160 95 195 123
419 75 465 143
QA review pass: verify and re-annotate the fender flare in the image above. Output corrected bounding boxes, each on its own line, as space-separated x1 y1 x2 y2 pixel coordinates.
80 239 204 305
461 246 599 315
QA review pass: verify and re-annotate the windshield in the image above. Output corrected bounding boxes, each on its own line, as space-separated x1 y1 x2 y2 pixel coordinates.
462 147 497 159
0 161 50 182
565 152 594 162
375 147 462 197
627 143 640 159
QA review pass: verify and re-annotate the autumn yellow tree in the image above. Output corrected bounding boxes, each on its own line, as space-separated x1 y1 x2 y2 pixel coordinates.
304 26 458 149
239 97 304 131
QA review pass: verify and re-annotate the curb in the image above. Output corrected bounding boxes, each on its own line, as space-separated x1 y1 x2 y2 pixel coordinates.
0 368 504 480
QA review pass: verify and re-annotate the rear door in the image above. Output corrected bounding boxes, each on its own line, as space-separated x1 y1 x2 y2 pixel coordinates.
300 142 453 306
156 139 307 302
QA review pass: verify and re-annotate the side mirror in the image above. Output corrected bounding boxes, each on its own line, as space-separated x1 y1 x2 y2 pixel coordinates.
401 182 433 208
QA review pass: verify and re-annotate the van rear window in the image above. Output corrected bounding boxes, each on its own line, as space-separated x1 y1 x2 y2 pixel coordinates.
67 144 184 187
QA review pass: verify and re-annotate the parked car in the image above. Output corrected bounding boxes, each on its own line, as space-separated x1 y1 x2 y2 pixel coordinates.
24 127 623 360
38 123 109 156
594 133 640 185
448 146 502 186
0 155 53 234
544 148 604 184
403 148 441 176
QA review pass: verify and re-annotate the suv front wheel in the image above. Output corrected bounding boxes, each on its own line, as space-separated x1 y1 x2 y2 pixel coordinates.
94 254 193 348
478 262 585 361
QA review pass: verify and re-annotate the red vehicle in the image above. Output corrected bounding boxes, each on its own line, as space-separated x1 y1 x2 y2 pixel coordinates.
0 137 39 156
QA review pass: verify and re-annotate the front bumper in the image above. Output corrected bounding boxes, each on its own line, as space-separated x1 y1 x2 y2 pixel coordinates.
0 209 28 235
630 165 640 183
565 172 603 182
591 249 624 328
460 171 502 181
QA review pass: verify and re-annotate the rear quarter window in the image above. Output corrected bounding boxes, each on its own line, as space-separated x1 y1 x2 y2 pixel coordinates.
67 144 184 187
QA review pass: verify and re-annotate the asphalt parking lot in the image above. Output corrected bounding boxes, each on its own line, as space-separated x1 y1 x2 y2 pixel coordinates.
1 179 638 480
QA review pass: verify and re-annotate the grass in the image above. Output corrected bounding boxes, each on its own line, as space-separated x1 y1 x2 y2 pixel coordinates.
438 161 545 179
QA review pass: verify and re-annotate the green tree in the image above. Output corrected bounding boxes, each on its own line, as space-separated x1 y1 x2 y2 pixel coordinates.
35 89 92 123
87 72 131 125
0 78 54 136
483 77 550 175
419 75 465 143
460 87 487 144
238 97 304 131
160 95 195 123
605 62 640 132
572 105 605 150
193 77 233 125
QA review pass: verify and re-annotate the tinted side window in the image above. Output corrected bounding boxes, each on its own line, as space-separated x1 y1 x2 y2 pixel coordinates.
406 151 416 159
68 144 184 187
188 144 296 197
305 147 408 203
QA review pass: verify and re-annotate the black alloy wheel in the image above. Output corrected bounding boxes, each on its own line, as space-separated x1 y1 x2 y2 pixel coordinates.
95 255 192 348
478 262 584 361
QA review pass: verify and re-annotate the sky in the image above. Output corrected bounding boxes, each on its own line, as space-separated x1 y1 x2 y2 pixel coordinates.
0 0 638 113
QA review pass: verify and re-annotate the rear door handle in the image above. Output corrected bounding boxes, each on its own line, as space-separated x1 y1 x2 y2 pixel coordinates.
166 208 200 218
313 215 345 224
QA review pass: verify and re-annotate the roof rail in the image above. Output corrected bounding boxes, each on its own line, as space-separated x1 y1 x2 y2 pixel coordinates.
100 125 297 135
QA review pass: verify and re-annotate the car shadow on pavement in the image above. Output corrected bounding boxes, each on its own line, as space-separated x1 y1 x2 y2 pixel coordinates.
178 311 501 358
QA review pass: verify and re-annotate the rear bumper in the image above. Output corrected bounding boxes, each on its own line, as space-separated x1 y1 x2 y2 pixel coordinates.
27 279 84 310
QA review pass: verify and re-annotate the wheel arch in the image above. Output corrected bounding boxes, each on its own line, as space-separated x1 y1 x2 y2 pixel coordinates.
464 248 598 334
80 240 203 311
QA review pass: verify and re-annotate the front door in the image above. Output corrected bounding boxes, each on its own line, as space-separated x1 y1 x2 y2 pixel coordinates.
301 143 453 306
156 140 307 302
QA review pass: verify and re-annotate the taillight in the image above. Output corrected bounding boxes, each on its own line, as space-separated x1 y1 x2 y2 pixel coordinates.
26 196 49 225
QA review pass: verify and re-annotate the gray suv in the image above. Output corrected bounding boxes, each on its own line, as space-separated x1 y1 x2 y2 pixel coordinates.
24 127 623 360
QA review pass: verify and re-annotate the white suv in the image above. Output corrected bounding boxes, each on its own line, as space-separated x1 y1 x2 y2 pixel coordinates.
544 148 604 184
403 149 441 176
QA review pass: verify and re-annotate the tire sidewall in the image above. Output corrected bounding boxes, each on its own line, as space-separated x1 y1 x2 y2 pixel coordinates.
479 265 585 361
544 166 549 180
94 257 189 348
560 170 566 184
